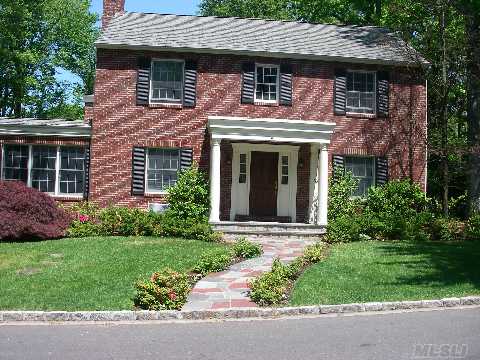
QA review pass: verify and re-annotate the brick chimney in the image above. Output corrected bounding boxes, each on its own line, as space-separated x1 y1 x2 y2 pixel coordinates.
102 0 125 28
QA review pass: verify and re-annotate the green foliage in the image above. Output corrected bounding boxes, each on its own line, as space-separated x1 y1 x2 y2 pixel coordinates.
428 217 465 242
66 204 163 238
0 0 98 118
466 215 480 241
166 167 210 221
326 215 364 243
328 171 360 222
248 259 292 306
133 269 191 310
302 242 328 264
193 248 233 275
161 215 220 242
232 238 263 259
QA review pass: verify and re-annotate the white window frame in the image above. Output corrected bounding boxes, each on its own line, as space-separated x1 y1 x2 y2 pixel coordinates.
254 63 280 104
346 70 377 115
344 156 376 197
149 59 185 104
144 148 181 195
0 144 85 199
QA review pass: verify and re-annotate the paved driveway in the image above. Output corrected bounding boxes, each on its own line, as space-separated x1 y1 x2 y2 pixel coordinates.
1 308 479 360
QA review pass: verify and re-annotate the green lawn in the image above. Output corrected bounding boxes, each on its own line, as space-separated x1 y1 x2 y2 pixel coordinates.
290 240 480 305
0 236 229 311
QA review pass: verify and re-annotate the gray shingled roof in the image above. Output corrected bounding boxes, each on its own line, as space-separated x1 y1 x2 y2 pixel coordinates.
96 12 421 66
0 118 91 137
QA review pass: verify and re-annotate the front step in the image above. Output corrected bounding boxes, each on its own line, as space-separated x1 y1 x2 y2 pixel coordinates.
211 221 326 240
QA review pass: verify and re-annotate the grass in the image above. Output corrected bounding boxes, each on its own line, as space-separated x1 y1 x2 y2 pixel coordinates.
0 236 230 311
290 240 480 305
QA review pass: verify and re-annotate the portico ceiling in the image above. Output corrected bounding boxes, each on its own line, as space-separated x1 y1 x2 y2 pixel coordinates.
207 116 336 144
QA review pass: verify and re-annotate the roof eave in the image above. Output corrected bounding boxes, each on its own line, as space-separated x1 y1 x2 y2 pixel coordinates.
0 124 91 138
95 42 424 67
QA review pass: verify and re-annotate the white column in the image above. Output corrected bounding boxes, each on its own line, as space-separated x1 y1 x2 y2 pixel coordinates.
209 138 221 223
308 144 320 224
317 144 329 226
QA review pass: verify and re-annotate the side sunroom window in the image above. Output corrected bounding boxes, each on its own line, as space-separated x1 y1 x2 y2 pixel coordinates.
150 60 184 103
255 64 279 103
345 156 375 197
59 147 85 195
146 148 181 193
346 71 376 114
2 145 28 182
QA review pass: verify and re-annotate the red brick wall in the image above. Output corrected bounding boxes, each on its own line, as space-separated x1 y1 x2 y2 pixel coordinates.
91 48 427 217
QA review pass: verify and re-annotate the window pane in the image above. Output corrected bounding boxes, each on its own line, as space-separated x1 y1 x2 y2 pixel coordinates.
151 61 183 102
2 145 28 182
345 157 375 197
31 146 57 193
59 147 85 194
346 71 375 113
255 65 278 102
147 148 180 192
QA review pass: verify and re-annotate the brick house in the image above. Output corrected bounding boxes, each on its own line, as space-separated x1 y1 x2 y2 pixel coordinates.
0 0 427 229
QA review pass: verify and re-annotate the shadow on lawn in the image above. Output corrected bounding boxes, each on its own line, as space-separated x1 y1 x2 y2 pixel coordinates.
376 241 480 290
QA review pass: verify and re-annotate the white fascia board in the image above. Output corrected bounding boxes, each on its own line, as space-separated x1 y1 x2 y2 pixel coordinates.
0 125 91 138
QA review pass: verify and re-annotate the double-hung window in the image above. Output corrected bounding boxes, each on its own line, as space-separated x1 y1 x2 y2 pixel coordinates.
146 148 181 193
150 60 184 103
345 156 375 197
1 144 86 197
346 71 376 114
255 64 279 103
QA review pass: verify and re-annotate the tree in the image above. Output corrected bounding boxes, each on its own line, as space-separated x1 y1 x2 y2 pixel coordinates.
0 0 98 119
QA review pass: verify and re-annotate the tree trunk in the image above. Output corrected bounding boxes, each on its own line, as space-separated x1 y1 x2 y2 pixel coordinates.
466 11 480 214
441 8 449 217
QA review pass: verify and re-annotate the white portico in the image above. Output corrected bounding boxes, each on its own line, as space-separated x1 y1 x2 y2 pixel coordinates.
207 116 336 226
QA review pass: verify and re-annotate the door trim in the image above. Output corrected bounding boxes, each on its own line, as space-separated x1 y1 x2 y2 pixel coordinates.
230 143 299 221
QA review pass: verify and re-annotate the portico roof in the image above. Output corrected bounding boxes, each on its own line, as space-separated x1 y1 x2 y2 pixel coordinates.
207 116 336 144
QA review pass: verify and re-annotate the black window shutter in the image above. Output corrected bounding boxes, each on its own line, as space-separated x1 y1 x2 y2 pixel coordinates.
377 71 390 118
136 57 151 106
183 60 198 108
241 62 255 104
279 64 293 106
332 155 345 179
132 147 146 196
83 145 91 200
375 156 388 186
180 148 193 171
334 69 347 115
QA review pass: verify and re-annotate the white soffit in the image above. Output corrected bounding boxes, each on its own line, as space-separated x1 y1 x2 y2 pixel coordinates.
208 116 336 144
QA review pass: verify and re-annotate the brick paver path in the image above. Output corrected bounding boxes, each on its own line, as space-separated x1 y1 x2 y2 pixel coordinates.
183 237 316 311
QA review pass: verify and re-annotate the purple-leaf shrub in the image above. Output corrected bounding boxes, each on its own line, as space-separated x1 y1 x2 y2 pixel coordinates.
0 181 71 241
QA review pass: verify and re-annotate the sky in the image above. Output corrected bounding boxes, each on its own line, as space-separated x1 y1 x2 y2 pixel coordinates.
59 0 201 94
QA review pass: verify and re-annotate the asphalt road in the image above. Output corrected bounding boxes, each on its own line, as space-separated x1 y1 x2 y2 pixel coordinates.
1 308 479 360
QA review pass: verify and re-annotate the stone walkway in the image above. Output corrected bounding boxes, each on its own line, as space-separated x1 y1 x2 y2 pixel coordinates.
183 237 316 311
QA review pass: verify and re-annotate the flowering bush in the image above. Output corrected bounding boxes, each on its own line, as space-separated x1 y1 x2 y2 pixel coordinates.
0 181 70 241
133 268 191 310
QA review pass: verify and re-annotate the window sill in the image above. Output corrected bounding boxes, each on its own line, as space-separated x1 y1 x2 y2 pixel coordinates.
144 192 168 198
346 112 377 119
149 102 183 109
253 101 279 107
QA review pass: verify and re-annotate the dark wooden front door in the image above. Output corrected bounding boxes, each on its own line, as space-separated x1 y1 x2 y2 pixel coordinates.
249 151 278 218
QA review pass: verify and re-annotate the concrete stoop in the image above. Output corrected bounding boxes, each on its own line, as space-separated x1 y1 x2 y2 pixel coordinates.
211 221 326 240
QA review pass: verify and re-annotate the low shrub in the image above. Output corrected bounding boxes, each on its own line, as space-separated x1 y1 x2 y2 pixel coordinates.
0 181 70 241
428 217 465 242
193 248 233 275
328 172 360 222
466 214 480 241
232 238 262 259
133 268 191 310
161 214 221 242
325 214 363 243
302 242 328 264
249 259 292 306
98 206 162 237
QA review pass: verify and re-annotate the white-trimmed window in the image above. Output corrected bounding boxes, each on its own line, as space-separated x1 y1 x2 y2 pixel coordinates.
255 64 279 103
0 144 86 197
346 71 376 114
146 148 181 193
150 60 184 103
345 156 375 197
281 155 289 185
239 153 247 184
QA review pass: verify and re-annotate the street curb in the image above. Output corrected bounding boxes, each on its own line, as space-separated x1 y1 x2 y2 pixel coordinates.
1 296 479 323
